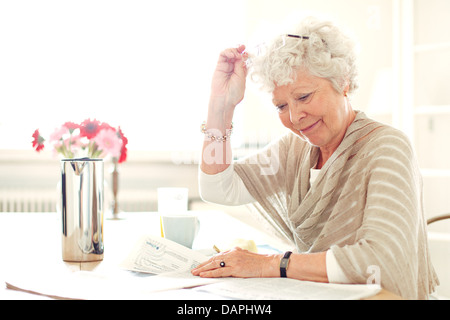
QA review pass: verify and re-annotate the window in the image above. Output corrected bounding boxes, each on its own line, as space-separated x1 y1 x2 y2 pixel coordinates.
0 0 243 152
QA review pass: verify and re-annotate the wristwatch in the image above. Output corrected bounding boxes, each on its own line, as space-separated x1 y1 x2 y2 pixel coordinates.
280 251 292 278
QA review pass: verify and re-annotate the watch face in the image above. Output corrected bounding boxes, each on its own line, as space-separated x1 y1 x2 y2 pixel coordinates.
280 251 292 277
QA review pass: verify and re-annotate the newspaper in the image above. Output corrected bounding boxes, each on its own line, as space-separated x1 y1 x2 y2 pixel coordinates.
120 235 209 274
121 236 381 300
195 277 381 300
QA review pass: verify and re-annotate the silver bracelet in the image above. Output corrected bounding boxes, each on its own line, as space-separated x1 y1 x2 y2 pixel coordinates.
201 122 233 142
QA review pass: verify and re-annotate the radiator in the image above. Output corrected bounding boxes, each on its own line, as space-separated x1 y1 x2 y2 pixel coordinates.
0 188 57 212
0 187 159 213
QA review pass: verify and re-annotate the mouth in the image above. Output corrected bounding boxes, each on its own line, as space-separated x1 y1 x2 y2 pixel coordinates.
299 120 321 134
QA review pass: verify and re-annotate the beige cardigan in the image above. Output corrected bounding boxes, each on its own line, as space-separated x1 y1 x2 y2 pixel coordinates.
234 111 438 299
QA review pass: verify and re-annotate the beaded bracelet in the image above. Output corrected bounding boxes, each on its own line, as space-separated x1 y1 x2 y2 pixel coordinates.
201 122 233 142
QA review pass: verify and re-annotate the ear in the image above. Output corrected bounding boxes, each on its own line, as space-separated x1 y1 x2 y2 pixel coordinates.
342 79 350 96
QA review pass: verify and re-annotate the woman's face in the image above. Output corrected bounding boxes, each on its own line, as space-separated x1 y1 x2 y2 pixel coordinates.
272 68 354 154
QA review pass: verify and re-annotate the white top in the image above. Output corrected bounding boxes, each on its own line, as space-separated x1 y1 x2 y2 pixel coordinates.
199 164 351 284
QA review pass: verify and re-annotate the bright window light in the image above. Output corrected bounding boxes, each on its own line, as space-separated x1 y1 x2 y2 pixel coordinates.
0 0 244 151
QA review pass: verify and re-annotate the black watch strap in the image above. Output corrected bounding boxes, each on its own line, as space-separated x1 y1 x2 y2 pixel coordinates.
280 251 292 278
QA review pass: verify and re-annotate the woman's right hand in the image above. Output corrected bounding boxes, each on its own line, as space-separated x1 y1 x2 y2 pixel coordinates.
201 46 247 174
209 45 248 113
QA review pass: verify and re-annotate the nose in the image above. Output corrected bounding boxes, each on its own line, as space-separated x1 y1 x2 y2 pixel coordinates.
289 104 307 128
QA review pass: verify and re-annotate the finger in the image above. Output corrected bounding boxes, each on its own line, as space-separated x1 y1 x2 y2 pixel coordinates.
194 259 211 270
191 262 211 275
220 46 246 62
220 48 239 61
191 258 220 275
236 44 246 54
226 45 246 57
199 266 232 278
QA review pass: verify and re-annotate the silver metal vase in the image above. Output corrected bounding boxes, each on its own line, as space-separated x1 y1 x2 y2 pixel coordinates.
60 158 104 262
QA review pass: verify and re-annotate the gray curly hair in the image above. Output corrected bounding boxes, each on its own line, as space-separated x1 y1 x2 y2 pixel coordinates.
250 16 359 95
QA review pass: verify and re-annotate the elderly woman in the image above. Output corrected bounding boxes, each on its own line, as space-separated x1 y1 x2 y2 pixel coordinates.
191 17 438 299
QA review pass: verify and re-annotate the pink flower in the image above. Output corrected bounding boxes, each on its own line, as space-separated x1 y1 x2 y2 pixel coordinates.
117 127 128 163
32 129 45 152
32 120 128 163
63 121 80 133
93 128 122 158
49 126 70 143
80 118 102 139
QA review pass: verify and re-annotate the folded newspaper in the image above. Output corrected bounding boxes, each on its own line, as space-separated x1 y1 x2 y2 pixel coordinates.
120 235 210 274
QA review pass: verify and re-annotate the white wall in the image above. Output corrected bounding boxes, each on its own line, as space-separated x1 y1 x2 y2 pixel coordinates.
413 0 450 231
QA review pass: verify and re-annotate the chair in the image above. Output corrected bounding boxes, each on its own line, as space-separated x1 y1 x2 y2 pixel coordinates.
427 213 450 225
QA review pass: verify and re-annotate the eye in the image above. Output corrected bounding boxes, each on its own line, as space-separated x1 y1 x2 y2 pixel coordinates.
275 104 287 114
297 92 313 102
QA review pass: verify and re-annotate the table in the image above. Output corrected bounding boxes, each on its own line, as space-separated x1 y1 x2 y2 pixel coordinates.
0 211 401 300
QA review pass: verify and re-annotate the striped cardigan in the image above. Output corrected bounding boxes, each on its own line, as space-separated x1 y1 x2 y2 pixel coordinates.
234 111 438 299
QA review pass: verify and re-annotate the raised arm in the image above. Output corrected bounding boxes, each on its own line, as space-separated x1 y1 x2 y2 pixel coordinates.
201 45 248 175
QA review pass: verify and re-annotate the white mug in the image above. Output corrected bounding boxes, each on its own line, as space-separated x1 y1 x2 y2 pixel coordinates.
161 214 200 249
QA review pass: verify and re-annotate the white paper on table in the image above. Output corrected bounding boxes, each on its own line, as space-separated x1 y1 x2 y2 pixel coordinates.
195 277 382 300
5 268 220 300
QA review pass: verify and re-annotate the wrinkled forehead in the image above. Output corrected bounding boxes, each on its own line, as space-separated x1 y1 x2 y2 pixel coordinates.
272 69 323 102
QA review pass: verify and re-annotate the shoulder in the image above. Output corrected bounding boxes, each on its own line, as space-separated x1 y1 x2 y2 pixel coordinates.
359 121 415 159
356 122 421 183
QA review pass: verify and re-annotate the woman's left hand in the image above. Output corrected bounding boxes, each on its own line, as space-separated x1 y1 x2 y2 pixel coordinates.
191 247 281 278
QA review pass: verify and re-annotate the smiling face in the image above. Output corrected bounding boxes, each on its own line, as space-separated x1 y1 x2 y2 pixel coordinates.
272 68 355 160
